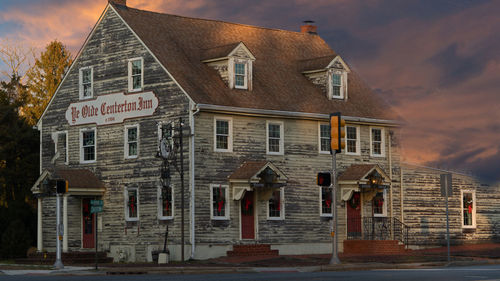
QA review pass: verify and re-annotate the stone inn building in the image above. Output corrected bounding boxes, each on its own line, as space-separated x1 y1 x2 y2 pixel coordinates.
31 0 500 262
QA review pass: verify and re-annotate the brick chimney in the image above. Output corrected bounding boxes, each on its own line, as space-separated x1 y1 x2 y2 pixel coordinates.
300 20 317 35
109 0 126 6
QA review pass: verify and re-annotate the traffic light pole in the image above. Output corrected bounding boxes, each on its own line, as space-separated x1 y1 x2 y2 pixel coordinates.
330 151 340 265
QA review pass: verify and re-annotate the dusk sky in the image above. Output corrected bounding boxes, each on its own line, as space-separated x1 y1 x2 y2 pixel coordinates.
0 0 498 183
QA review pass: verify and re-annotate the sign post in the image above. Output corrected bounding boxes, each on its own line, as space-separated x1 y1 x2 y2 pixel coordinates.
90 200 103 270
440 174 452 263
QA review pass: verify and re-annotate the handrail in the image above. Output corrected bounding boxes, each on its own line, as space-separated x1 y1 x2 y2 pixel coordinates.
346 217 410 248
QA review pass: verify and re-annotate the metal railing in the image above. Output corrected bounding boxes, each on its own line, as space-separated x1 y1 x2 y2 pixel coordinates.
346 217 410 248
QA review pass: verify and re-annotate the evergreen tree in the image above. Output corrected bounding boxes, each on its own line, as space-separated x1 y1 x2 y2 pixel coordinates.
0 75 39 258
24 40 72 125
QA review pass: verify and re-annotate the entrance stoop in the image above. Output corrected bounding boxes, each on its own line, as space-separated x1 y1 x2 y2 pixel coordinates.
343 240 411 255
227 244 279 257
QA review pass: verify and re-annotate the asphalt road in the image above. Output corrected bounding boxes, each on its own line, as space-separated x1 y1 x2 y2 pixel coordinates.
2 265 500 281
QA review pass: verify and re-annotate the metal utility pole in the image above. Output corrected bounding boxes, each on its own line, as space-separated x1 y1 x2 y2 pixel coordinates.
54 193 64 269
330 151 340 265
179 117 185 262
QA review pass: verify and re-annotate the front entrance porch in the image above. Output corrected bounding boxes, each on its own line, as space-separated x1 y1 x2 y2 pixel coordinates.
31 168 105 253
229 160 288 241
339 164 410 254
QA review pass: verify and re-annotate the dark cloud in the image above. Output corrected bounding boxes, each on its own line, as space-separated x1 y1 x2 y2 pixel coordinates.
428 43 488 87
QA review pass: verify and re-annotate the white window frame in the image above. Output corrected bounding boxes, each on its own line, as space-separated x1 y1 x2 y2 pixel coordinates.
79 67 93 100
210 184 230 220
229 57 250 90
52 130 69 165
128 57 144 92
328 69 347 100
373 189 387 217
267 187 285 220
370 127 385 157
319 186 333 217
157 185 174 220
345 125 360 155
79 127 96 164
266 120 284 155
124 124 139 159
124 187 139 221
461 190 476 229
214 117 233 152
318 123 331 154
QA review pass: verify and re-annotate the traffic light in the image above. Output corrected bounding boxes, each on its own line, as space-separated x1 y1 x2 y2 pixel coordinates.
56 180 68 194
330 112 346 153
317 172 332 187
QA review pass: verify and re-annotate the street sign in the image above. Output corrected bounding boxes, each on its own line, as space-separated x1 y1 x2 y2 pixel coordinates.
90 206 103 213
440 174 452 197
90 200 103 206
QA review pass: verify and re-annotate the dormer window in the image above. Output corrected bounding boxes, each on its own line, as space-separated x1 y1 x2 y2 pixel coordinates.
234 62 247 89
328 69 347 100
202 42 255 91
332 73 341 97
301 55 350 101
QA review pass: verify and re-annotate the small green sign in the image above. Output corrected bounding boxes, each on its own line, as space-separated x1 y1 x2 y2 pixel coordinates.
90 206 103 214
90 200 103 206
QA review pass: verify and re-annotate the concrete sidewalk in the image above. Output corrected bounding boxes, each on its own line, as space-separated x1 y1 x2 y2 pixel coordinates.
2 243 500 276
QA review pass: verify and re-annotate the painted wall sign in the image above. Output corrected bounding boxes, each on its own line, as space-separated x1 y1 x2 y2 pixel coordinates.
65 91 159 126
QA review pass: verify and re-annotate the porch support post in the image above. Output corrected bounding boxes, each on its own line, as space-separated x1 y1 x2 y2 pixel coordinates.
63 194 68 252
37 197 43 252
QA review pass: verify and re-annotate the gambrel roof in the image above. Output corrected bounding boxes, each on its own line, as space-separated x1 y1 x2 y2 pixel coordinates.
109 3 399 121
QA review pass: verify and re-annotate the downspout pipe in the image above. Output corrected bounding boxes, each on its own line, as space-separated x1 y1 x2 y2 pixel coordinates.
189 103 200 259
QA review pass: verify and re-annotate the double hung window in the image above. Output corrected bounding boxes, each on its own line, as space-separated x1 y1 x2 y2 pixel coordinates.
268 188 284 220
125 125 139 158
214 118 232 152
320 186 333 216
79 67 93 99
370 127 385 157
80 128 96 163
210 184 229 220
319 123 330 153
267 121 284 155
125 187 139 221
128 58 143 92
462 190 476 228
345 126 360 155
158 186 173 219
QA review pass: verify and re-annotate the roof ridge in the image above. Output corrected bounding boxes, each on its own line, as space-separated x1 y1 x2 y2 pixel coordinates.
116 4 322 38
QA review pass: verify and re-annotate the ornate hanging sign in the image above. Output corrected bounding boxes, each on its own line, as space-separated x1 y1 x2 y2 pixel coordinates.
65 91 159 126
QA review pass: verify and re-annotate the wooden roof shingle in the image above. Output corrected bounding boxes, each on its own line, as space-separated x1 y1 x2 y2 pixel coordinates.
111 3 399 121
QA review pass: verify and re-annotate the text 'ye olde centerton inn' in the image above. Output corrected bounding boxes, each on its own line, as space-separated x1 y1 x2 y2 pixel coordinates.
31 0 500 262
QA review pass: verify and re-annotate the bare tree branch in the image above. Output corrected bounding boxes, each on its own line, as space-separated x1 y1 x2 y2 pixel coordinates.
0 38 35 80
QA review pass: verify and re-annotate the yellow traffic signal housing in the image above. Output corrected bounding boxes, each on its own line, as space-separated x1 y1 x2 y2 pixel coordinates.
330 112 346 153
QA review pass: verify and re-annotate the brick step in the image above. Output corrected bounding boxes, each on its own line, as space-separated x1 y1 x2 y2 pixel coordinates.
227 244 279 257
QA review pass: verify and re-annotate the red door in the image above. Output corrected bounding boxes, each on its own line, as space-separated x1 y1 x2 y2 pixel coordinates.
241 191 255 239
82 199 95 248
347 192 361 239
